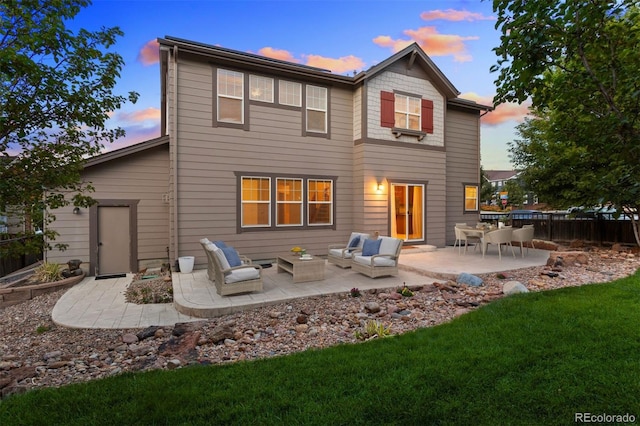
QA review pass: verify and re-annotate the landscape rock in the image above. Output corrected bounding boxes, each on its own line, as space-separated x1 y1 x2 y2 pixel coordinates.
0 246 639 397
457 273 483 287
502 281 529 295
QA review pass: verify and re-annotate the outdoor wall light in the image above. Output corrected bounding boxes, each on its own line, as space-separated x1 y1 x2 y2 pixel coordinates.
376 182 384 192
73 207 81 215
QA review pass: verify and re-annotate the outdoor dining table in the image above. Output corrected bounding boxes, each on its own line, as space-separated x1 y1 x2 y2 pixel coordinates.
456 225 499 256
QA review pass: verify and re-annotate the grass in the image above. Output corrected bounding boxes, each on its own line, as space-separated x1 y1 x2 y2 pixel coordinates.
2 272 640 425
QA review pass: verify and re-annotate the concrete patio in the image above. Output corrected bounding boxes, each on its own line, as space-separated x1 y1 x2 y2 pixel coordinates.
52 245 550 329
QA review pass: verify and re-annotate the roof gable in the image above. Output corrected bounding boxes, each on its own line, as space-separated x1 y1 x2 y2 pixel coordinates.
356 43 459 99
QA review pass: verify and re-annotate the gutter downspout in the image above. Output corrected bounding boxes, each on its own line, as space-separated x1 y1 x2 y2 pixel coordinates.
172 46 179 262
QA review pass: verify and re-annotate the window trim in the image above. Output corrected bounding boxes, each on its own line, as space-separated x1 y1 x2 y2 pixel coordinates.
212 66 249 130
235 172 337 232
249 74 274 103
464 184 479 212
307 179 333 226
276 177 303 227
305 85 327 134
240 176 272 228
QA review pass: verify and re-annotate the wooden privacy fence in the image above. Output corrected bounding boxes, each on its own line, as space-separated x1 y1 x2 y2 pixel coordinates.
0 235 42 279
482 213 637 246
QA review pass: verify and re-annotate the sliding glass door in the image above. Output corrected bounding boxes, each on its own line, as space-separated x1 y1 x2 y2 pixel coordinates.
390 183 424 242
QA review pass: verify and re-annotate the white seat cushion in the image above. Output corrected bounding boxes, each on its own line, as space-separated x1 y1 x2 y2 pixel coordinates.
225 267 260 283
329 248 354 258
352 255 396 267
378 237 400 255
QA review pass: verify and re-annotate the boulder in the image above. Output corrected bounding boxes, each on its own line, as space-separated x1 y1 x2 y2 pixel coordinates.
547 251 589 266
457 273 483 287
503 281 529 295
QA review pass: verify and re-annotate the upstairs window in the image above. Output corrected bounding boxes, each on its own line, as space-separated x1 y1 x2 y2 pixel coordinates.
394 94 421 131
249 75 273 103
279 80 302 107
217 69 244 123
306 85 327 133
380 91 434 136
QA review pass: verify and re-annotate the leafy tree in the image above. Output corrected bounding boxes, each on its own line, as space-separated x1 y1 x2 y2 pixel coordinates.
491 0 640 244
0 0 138 257
503 179 525 209
480 166 494 205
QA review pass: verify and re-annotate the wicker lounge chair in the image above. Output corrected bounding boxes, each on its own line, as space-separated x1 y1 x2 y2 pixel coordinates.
327 232 370 268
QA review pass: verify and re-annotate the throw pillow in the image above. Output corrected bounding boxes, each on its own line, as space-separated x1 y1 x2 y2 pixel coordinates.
362 238 382 256
213 248 231 270
347 236 360 252
212 240 227 248
221 247 242 267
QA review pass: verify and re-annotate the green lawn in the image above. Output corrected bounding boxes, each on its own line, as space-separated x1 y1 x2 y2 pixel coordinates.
2 272 640 425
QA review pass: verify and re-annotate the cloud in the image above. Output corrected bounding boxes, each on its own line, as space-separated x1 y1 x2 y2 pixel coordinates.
374 26 478 63
115 107 161 123
257 47 365 74
303 54 366 74
461 92 532 125
137 39 159 66
257 47 300 63
103 123 161 153
420 9 495 22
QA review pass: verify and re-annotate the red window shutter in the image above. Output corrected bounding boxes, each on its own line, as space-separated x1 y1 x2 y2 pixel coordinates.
380 91 395 128
421 99 434 134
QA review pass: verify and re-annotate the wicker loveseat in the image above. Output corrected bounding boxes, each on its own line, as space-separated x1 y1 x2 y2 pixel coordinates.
327 232 370 268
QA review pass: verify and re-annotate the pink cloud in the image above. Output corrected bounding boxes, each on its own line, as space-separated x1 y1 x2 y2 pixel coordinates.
258 47 300 63
461 92 532 125
303 54 365 74
420 9 495 22
116 107 161 123
104 123 161 153
374 26 478 63
138 39 159 66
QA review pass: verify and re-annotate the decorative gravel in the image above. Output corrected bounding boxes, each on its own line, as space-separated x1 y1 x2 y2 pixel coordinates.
0 247 638 397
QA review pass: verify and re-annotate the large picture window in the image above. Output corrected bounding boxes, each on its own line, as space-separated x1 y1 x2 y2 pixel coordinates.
238 174 335 230
308 179 333 225
306 85 327 133
217 69 244 123
464 185 479 211
241 177 271 227
276 178 303 226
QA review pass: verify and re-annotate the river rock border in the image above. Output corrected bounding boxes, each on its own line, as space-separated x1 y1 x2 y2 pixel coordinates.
0 273 86 308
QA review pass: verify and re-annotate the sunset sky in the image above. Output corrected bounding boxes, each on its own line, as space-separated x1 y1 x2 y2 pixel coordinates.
70 0 531 170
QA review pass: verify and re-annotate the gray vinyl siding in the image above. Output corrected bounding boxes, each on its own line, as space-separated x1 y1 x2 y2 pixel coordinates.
172 58 356 267
47 145 170 270
445 107 481 245
358 143 446 246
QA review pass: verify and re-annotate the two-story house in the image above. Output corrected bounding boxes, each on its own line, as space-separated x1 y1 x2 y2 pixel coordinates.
47 36 491 276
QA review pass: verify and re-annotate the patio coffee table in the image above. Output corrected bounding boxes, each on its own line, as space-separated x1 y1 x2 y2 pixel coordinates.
276 253 325 283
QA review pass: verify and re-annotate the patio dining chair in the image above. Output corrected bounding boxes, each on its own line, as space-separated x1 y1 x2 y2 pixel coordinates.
453 223 481 255
482 227 516 260
512 225 535 257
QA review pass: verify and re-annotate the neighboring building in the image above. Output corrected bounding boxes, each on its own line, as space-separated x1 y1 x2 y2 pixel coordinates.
484 170 537 207
48 36 492 276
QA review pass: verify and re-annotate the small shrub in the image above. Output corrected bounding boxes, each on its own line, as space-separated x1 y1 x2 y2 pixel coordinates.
350 287 361 297
30 262 64 283
396 284 414 297
36 325 50 334
356 320 391 340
